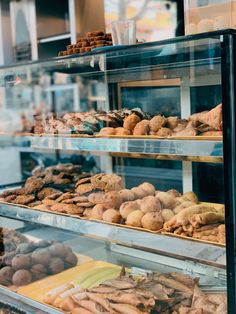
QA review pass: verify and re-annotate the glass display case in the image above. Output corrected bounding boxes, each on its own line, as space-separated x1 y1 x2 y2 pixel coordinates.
0 30 235 313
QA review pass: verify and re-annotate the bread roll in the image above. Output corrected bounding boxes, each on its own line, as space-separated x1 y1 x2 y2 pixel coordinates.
140 196 161 213
126 210 144 227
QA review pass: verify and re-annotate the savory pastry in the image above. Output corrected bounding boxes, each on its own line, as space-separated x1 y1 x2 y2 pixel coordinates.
140 196 161 213
126 210 144 227
149 115 166 132
102 209 121 223
189 212 224 228
115 127 132 136
48 257 65 274
167 189 181 198
123 113 141 131
133 120 150 136
166 116 179 129
48 243 72 257
99 127 116 136
196 103 222 130
156 127 172 137
173 201 196 214
141 212 163 231
183 191 199 204
120 201 139 219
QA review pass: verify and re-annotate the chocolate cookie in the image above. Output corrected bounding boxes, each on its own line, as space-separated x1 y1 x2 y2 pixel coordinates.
25 177 45 194
14 195 35 205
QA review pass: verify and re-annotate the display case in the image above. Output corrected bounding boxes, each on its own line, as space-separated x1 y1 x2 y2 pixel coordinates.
0 30 235 313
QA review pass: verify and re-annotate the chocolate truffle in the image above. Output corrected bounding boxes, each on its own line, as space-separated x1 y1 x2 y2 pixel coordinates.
12 269 32 286
12 254 31 270
48 243 72 258
31 264 47 280
48 257 64 274
31 249 51 265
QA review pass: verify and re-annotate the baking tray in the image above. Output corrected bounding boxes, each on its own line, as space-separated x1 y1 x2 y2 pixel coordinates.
0 200 225 244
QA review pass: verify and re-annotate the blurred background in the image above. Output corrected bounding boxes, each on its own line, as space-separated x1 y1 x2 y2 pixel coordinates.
0 0 184 65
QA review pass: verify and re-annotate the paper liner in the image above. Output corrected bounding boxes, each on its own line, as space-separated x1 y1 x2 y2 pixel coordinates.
18 260 120 302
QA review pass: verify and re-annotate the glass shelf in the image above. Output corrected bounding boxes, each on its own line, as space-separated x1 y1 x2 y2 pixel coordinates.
0 286 61 314
29 136 223 161
0 135 223 161
0 202 226 269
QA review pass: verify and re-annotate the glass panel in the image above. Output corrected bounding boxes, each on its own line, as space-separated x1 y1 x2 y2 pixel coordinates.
0 33 228 313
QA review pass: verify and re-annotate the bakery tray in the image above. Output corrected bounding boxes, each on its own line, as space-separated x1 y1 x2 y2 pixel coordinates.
0 200 225 246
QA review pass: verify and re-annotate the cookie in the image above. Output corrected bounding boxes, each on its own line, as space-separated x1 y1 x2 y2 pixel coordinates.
95 40 106 45
27 201 42 207
42 199 58 206
85 47 91 52
14 195 35 205
25 177 45 194
94 36 106 41
76 177 92 187
72 48 80 54
51 203 84 214
45 192 63 200
4 195 17 202
56 192 75 202
37 188 60 200
76 183 94 195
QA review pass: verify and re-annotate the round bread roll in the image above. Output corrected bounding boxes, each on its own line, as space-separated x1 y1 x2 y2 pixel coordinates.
126 210 144 228
156 191 176 209
183 191 199 204
131 187 147 200
123 113 141 131
156 127 172 137
161 209 175 222
167 189 181 198
102 191 122 209
133 120 150 136
139 182 155 196
173 201 196 214
12 269 32 286
99 127 116 136
115 128 131 136
88 192 105 204
140 196 161 213
141 212 163 231
102 209 121 223
91 204 106 220
120 201 139 219
119 189 136 202
149 115 166 132
175 196 189 204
